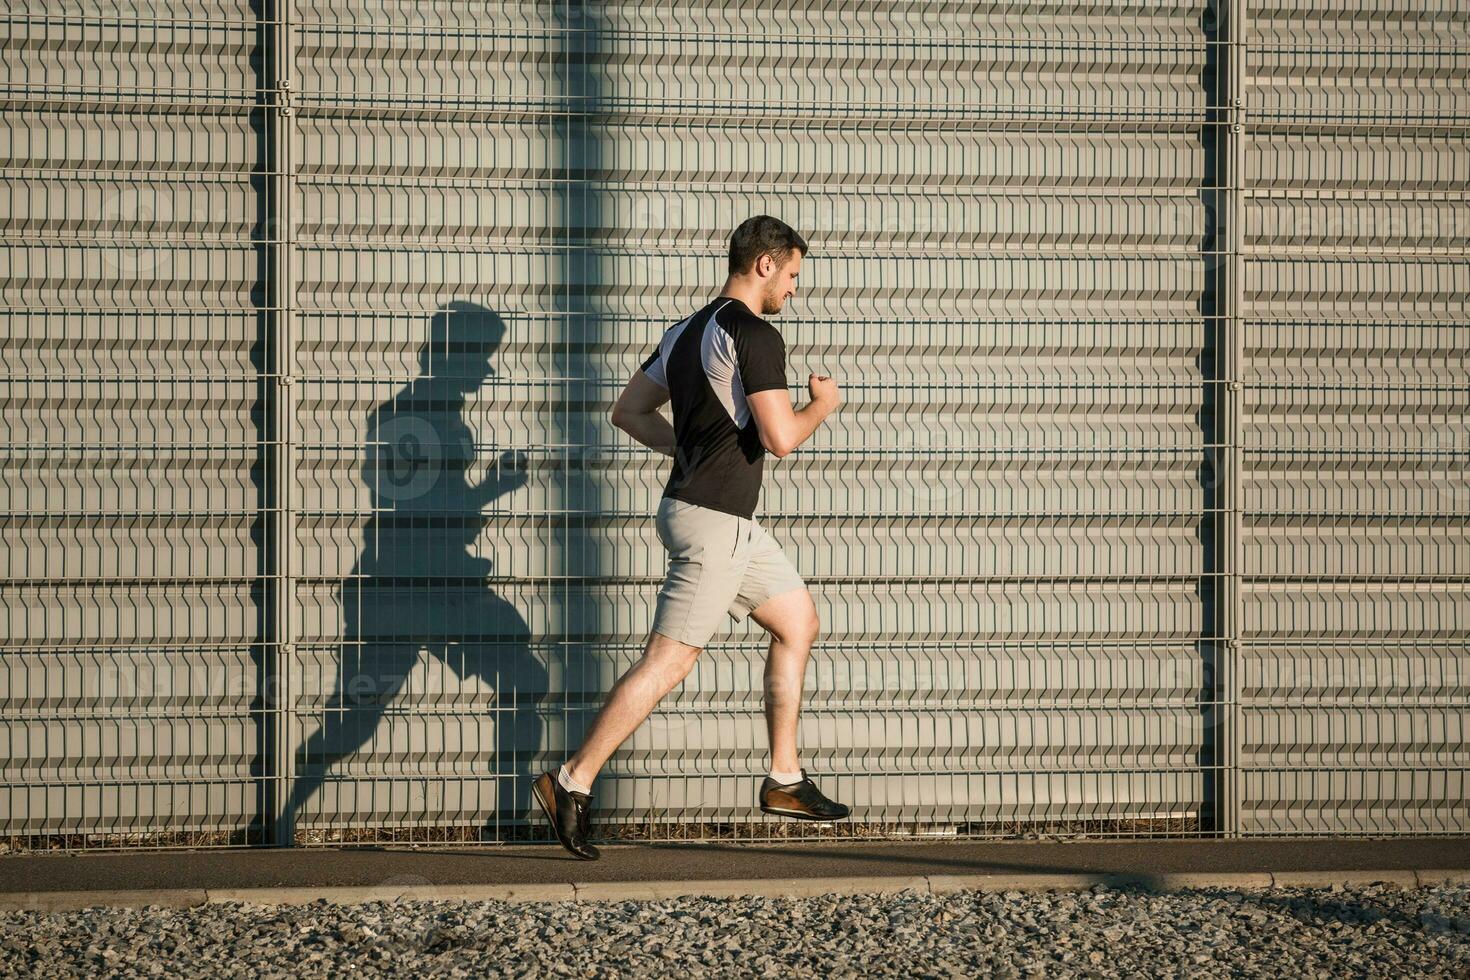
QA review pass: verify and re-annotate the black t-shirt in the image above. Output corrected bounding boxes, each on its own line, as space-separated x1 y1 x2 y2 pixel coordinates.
639 296 788 519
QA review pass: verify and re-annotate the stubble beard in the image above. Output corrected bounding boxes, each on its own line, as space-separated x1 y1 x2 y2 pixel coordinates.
761 284 784 315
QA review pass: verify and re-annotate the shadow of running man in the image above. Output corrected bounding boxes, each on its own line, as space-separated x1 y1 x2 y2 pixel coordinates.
288 301 542 841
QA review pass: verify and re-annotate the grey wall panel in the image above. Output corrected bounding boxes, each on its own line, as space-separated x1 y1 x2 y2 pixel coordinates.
294 581 1206 651
1239 1 1470 835
0 584 258 645
289 247 1204 317
3 1 1463 845
1 8 265 843
1240 768 1467 836
291 30 1206 118
0 8 255 100
281 0 1215 838
295 518 1209 581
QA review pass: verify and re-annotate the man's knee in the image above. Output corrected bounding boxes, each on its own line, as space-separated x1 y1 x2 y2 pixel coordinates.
789 610 820 647
645 630 702 676
760 594 819 647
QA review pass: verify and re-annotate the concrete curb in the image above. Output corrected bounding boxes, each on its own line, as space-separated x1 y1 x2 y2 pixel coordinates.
203 883 579 907
1412 869 1470 887
1 869 1466 912
1270 869 1420 890
3 889 209 912
574 875 931 903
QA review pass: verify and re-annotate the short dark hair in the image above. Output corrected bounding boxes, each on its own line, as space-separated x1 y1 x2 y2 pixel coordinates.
728 215 807 275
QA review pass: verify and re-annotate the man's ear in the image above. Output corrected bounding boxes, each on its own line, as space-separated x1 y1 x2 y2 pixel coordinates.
755 253 774 278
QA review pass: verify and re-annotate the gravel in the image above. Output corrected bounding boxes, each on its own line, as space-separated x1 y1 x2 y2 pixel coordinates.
2 882 1467 978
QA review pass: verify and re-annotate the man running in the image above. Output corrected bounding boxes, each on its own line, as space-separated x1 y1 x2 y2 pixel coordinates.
532 215 849 859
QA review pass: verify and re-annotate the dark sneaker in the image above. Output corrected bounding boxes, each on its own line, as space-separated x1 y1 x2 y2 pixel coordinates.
532 770 600 860
759 768 851 821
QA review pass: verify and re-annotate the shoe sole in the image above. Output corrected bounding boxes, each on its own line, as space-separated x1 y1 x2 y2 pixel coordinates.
760 804 850 821
532 776 599 860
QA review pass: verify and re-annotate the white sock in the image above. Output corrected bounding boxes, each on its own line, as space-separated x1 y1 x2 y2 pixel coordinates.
768 768 804 785
558 764 592 795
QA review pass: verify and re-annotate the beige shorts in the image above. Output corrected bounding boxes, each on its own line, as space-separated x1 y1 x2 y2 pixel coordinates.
651 496 808 648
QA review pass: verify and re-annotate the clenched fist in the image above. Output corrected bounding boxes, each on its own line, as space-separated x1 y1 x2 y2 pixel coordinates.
808 372 839 407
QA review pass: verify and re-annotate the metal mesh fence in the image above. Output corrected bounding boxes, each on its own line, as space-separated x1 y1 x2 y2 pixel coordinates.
1 2 268 847
0 1 1464 850
1236 3 1470 835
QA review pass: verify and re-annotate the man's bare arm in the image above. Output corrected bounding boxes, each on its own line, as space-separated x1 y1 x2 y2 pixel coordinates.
746 373 839 458
610 370 676 456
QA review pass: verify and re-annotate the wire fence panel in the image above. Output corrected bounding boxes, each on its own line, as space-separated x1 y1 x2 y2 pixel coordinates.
1236 0 1470 835
284 0 1219 845
0 4 269 847
0 1 1464 849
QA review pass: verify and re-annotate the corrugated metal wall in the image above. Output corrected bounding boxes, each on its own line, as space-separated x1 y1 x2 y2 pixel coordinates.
0 1 1464 848
1 3 266 844
1237 1 1470 834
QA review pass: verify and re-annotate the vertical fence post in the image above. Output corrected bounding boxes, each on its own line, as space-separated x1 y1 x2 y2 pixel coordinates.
264 0 299 848
1215 0 1249 838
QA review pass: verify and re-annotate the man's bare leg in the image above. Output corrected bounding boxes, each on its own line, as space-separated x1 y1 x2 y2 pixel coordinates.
749 588 820 773
562 629 700 788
